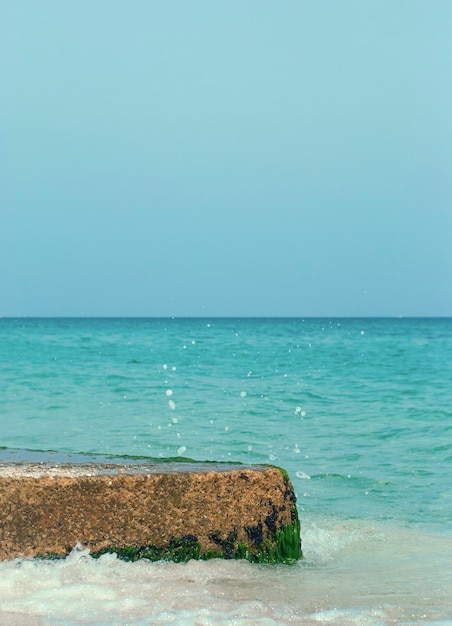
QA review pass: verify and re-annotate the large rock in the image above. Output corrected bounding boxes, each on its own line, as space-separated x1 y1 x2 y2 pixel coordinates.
0 459 301 563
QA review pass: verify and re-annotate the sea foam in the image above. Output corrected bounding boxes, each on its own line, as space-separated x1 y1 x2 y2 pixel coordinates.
1 519 451 625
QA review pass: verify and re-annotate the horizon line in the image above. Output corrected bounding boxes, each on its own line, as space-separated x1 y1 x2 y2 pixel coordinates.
1 315 451 320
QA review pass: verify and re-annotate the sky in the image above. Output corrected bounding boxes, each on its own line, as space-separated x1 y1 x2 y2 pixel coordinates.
1 1 451 317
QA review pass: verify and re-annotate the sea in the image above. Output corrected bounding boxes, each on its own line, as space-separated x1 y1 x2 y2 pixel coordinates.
0 317 451 625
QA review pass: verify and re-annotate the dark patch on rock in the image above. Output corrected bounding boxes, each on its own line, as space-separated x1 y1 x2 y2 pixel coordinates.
265 506 279 535
208 530 238 559
245 521 263 547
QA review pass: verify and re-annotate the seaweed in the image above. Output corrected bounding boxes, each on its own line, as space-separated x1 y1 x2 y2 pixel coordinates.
208 530 238 559
90 515 302 565
92 534 201 563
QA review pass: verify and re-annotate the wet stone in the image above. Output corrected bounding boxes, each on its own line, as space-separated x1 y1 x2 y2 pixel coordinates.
0 460 302 564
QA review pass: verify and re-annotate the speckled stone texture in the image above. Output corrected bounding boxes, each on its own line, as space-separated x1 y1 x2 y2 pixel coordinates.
0 462 299 561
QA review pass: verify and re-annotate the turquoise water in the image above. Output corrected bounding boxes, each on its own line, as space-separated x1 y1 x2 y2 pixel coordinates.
1 317 451 625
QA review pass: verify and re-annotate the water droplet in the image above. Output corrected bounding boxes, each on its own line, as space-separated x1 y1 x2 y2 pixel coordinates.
166 389 173 397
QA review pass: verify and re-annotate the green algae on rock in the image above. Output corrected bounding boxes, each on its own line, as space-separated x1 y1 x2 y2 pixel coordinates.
91 515 302 564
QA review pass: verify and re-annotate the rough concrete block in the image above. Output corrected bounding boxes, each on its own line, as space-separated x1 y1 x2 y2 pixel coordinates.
0 460 301 563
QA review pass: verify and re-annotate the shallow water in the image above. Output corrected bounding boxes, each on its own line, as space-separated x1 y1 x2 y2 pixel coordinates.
0 519 451 625
1 317 451 624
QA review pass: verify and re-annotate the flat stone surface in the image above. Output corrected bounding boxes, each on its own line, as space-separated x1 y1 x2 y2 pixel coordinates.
0 461 259 478
0 455 301 562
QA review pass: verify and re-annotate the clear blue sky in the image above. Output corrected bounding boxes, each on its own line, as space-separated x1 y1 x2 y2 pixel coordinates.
1 1 451 317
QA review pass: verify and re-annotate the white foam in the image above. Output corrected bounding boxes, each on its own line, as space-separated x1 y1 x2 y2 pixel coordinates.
1 522 451 625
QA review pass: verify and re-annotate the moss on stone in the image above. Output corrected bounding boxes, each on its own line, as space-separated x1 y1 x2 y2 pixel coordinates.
90 515 302 565
274 515 302 563
34 515 302 565
92 534 202 563
263 463 290 485
208 530 238 559
35 551 66 560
